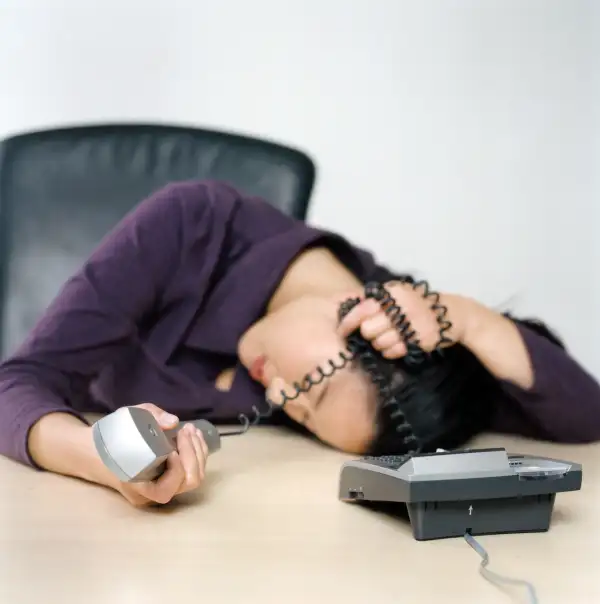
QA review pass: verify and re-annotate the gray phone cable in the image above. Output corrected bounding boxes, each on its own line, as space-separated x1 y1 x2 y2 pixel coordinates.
464 532 539 603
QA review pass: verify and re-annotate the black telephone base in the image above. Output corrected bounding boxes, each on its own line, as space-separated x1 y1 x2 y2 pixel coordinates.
339 448 582 541
407 493 555 541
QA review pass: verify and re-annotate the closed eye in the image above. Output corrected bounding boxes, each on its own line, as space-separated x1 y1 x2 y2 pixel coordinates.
315 382 329 408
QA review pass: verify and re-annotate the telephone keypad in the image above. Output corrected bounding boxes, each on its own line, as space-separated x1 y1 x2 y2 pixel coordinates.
361 454 412 470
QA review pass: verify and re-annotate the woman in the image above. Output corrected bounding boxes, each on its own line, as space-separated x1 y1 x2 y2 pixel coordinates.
0 180 598 507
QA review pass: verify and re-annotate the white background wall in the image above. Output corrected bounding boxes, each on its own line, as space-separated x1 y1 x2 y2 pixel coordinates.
1 0 598 376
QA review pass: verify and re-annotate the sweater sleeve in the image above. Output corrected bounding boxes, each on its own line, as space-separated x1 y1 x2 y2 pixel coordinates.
491 323 600 443
0 182 214 467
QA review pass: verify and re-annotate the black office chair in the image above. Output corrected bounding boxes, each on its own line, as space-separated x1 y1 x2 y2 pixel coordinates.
0 124 316 358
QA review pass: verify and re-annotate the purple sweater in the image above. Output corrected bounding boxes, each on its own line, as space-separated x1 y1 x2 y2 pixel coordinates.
1 180 599 467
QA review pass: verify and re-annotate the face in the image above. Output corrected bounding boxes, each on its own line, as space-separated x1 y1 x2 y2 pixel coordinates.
237 295 378 453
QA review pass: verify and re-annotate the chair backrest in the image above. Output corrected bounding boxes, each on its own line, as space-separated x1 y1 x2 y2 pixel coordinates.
0 124 316 357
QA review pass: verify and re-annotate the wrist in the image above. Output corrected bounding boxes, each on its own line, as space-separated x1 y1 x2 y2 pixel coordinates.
74 425 121 490
443 293 492 345
29 413 121 490
446 295 534 388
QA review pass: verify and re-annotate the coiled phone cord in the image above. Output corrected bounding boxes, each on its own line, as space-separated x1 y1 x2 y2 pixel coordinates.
222 279 453 448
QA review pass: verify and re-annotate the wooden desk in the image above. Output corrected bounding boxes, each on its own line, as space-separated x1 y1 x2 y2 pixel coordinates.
0 426 598 603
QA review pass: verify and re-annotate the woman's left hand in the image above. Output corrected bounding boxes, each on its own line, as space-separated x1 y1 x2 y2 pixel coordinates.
336 281 477 359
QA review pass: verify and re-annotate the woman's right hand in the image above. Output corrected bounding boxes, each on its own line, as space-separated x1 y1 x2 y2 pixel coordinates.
115 403 209 507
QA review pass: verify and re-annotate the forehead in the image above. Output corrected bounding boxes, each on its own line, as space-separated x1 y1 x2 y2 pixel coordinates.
272 296 365 380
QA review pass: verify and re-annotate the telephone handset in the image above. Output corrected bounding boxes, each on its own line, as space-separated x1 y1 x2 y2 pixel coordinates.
92 406 221 483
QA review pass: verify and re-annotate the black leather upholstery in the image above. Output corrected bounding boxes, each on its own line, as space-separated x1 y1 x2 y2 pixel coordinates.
0 124 316 357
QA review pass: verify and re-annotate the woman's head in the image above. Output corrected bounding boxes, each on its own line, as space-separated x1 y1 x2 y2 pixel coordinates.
238 284 496 456
238 277 564 457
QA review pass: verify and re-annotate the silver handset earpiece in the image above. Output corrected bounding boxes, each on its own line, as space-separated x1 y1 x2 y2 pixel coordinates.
92 406 221 483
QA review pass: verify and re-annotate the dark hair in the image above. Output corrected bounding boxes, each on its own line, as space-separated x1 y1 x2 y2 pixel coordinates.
354 269 565 456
